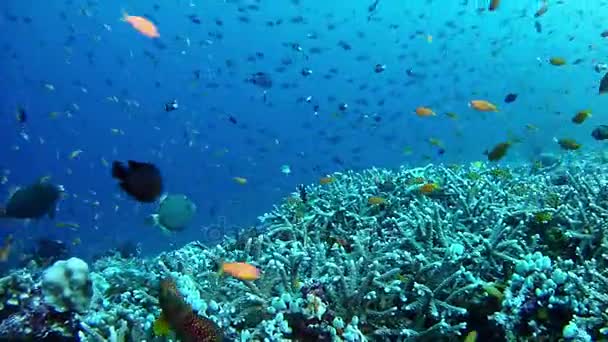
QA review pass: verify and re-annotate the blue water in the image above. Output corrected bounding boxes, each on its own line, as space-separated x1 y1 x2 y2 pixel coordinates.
0 0 604 260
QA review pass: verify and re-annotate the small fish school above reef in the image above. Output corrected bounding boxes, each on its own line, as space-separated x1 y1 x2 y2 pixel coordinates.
1 155 608 341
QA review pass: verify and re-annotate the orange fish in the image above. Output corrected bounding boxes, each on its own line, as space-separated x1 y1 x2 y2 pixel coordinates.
122 11 160 38
319 176 335 185
419 183 439 195
469 100 498 112
415 107 436 117
220 262 260 281
489 0 500 11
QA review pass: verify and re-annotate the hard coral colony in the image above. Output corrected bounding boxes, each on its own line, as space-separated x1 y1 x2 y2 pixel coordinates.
3 0 608 342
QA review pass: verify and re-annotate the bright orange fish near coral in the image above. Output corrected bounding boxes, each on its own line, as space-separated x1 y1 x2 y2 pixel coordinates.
220 262 261 281
122 11 160 38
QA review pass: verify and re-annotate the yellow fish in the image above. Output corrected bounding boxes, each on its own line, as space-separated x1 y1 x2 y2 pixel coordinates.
233 177 248 185
368 196 386 205
56 222 80 230
572 109 591 124
428 138 443 147
464 330 477 342
69 150 83 159
549 57 566 66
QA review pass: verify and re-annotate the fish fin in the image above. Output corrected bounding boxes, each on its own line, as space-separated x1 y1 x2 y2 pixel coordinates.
111 162 128 180
158 226 172 235
127 160 148 170
120 9 128 22
118 182 131 194
48 206 56 219
217 259 225 277
144 214 159 226
152 312 171 336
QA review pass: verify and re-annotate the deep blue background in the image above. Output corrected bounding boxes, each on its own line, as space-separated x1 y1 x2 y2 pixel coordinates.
0 0 604 262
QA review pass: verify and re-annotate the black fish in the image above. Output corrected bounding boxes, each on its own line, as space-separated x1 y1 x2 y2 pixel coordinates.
504 93 518 103
592 125 608 140
228 116 238 124
0 181 61 219
600 72 608 94
188 14 201 24
16 106 27 123
248 72 273 89
112 160 163 203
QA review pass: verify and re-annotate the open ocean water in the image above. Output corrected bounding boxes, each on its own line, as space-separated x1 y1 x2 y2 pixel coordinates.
1 0 608 341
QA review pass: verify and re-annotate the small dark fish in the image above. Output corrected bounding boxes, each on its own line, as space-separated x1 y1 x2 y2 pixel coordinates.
228 116 238 124
248 72 273 89
0 181 61 219
602 30 608 38
16 106 27 123
368 0 380 13
164 100 178 112
188 14 201 24
534 2 548 18
488 0 500 11
557 138 581 151
485 142 511 161
112 160 163 203
504 93 518 103
534 21 542 33
592 125 608 140
599 72 608 94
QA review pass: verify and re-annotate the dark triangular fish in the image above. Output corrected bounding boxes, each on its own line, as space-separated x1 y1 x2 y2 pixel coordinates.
592 125 608 140
600 72 608 94
112 160 163 203
0 182 61 219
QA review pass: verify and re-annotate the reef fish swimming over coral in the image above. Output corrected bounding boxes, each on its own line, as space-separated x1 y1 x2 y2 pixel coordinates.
0 179 62 219
155 279 225 342
111 160 163 203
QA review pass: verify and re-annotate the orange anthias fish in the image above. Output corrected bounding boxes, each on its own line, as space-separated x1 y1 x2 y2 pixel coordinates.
220 262 261 281
469 100 498 112
415 106 436 117
122 11 160 38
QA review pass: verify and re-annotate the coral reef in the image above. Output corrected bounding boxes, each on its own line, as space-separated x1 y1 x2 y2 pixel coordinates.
1 154 608 341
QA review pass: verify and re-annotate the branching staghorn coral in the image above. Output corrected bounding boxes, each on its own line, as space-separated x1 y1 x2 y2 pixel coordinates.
4 154 608 340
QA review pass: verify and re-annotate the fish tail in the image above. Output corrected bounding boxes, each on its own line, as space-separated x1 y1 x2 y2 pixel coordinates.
120 9 128 21
217 260 225 277
0 208 5 218
111 161 128 180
